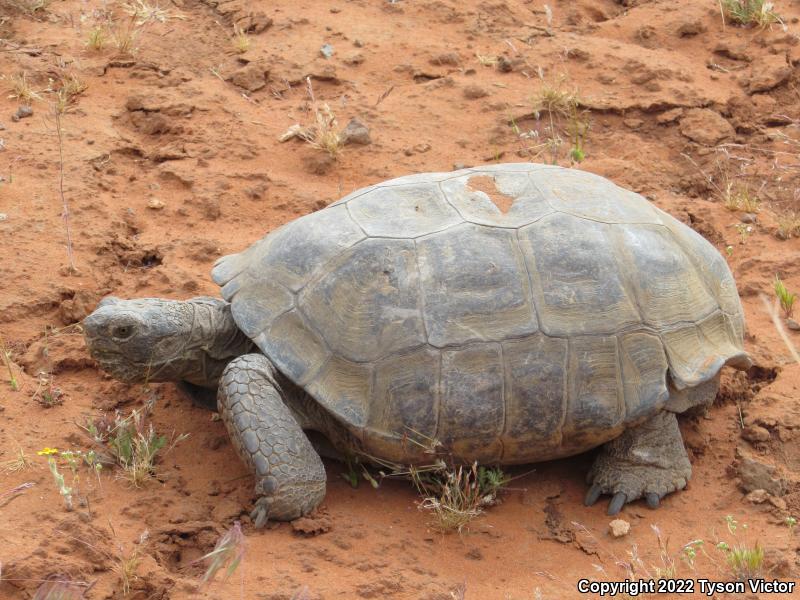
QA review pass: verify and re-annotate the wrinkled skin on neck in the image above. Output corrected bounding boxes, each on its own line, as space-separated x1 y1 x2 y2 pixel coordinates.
83 296 253 388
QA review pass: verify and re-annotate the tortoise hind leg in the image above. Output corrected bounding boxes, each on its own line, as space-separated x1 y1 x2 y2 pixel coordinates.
218 354 326 525
584 411 691 515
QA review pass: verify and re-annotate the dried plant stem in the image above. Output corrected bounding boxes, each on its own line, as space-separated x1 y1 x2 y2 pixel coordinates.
54 108 76 273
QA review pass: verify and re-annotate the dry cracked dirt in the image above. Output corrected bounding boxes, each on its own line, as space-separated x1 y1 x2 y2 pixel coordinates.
1 0 800 598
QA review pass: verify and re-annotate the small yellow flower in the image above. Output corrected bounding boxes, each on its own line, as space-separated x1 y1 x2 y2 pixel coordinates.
36 447 59 456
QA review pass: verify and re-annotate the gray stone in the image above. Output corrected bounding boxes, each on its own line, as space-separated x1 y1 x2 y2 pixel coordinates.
340 118 371 145
11 106 33 122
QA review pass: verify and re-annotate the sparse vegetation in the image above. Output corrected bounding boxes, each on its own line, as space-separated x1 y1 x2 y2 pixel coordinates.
32 372 65 407
775 211 800 240
774 275 796 319
719 0 781 27
199 521 245 586
7 72 42 103
85 26 107 51
301 77 343 157
48 457 73 511
49 73 87 114
722 181 760 213
515 72 590 165
110 0 186 55
2 446 34 472
413 462 508 533
83 408 187 487
715 516 764 580
232 24 250 54
734 223 753 244
0 335 19 391
110 526 149 596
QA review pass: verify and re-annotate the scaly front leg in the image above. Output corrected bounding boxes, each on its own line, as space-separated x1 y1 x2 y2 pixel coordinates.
217 354 326 525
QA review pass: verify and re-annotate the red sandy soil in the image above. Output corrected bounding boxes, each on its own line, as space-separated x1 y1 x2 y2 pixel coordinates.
1 0 800 598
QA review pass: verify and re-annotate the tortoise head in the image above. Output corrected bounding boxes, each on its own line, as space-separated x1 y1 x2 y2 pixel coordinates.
83 297 198 383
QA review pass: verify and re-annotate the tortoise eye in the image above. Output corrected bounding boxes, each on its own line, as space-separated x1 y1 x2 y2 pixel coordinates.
112 325 133 340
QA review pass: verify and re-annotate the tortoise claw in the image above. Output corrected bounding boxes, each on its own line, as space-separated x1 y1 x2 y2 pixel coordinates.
607 492 627 516
251 498 271 528
584 484 602 507
646 492 660 509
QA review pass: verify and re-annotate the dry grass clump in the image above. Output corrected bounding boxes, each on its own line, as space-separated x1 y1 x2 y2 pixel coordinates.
232 24 250 54
49 73 87 114
110 527 149 596
514 71 589 164
775 210 800 239
532 76 581 119
301 77 343 157
720 0 782 27
722 181 760 213
412 462 508 533
7 72 42 103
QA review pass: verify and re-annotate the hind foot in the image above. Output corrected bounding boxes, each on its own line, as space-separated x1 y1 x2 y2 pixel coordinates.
585 411 691 516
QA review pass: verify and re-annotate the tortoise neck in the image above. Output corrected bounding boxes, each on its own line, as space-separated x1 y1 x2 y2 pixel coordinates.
181 298 254 388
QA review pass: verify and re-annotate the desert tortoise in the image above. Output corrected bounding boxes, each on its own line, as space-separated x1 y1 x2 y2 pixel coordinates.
83 163 751 524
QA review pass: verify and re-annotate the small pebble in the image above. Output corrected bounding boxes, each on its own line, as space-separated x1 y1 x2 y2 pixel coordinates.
787 318 800 331
609 518 630 538
340 117 371 145
0 213 7 222
740 212 757 224
11 106 33 122
320 43 334 59
147 198 165 210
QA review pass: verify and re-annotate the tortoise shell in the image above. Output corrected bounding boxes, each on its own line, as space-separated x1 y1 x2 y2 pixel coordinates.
211 164 749 464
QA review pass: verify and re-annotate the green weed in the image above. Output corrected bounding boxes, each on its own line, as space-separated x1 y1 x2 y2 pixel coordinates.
48 457 73 511
720 0 781 27
715 515 765 580
85 26 106 51
84 408 186 487
774 275 796 319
